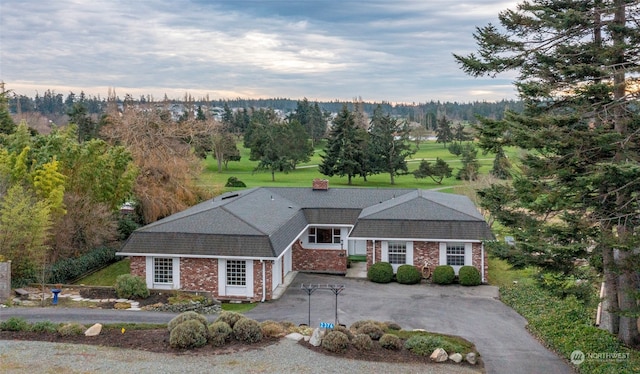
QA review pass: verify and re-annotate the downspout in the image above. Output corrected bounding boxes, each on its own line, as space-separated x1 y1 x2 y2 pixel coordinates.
481 242 485 283
261 260 266 302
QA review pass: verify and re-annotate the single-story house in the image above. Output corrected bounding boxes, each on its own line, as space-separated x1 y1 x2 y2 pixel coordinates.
117 179 493 302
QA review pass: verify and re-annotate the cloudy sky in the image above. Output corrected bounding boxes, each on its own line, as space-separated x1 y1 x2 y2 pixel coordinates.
1 0 520 103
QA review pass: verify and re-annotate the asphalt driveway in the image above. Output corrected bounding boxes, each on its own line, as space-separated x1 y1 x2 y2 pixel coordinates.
245 273 575 374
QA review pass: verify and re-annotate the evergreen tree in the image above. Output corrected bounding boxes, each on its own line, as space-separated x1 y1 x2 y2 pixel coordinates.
455 0 640 344
456 143 480 181
435 116 453 147
0 86 16 135
319 105 366 185
413 158 452 184
368 106 416 184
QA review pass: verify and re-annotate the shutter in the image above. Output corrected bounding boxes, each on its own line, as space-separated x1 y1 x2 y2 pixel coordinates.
218 259 226 296
145 257 153 289
381 241 389 262
172 258 180 289
464 243 473 266
245 260 254 298
406 242 414 265
439 243 447 265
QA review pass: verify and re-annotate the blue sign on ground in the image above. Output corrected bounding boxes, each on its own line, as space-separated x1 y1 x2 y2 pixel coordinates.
320 322 334 329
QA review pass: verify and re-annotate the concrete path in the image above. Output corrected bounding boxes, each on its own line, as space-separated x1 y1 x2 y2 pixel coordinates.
245 273 574 374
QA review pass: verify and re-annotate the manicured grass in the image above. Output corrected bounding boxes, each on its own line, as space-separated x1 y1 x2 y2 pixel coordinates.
348 255 367 262
198 140 503 192
221 302 258 313
75 259 130 286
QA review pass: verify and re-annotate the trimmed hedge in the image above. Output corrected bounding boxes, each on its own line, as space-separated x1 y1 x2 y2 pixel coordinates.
367 262 394 283
396 264 422 284
169 319 208 349
322 331 349 353
432 265 455 285
458 266 481 286
168 311 208 332
48 247 117 284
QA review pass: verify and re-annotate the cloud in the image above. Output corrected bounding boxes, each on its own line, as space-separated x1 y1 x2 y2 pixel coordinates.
0 0 521 103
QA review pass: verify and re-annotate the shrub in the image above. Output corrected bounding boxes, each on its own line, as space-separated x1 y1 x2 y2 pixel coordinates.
356 322 384 340
58 323 86 337
225 176 246 188
169 319 208 349
321 331 349 353
114 274 149 299
458 266 481 286
396 264 422 285
352 333 373 351
214 310 246 328
367 262 394 283
31 321 59 333
233 318 263 344
385 321 402 331
330 325 353 340
168 311 209 332
379 333 403 350
350 320 387 331
432 265 455 285
260 321 285 338
208 321 233 347
48 247 117 284
0 317 31 332
404 335 461 356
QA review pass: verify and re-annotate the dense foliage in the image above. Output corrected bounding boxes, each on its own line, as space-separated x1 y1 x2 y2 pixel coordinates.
113 274 150 300
367 262 394 283
432 265 455 285
458 266 481 286
395 264 422 285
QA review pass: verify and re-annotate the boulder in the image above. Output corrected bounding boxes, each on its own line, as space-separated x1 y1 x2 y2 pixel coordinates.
84 323 102 337
466 352 477 365
309 328 323 347
449 353 463 363
430 347 448 362
285 332 304 341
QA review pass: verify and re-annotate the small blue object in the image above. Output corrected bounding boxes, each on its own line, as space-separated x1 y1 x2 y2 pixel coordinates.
51 289 61 305
320 322 334 329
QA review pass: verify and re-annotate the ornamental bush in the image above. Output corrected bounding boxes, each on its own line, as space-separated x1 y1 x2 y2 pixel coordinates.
260 320 285 338
31 321 59 333
214 310 246 328
352 333 373 351
58 323 86 337
330 325 353 341
0 317 31 332
114 274 149 299
233 317 263 344
208 321 233 347
458 266 481 286
379 333 403 350
432 265 455 285
321 331 349 353
48 247 117 284
396 264 422 284
367 262 394 283
169 319 208 349
356 322 385 340
168 311 208 332
404 334 462 356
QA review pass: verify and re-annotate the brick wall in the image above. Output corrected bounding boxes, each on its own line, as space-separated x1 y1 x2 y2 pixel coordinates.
251 260 273 302
366 240 382 268
292 241 347 273
471 242 488 282
413 242 440 276
180 258 218 294
130 256 145 278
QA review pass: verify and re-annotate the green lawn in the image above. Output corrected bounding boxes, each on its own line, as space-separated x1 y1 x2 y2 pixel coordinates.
199 140 504 192
486 257 537 288
75 259 130 286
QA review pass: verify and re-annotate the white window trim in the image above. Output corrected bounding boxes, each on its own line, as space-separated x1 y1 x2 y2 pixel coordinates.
303 226 346 249
381 241 413 272
145 257 180 290
439 242 472 275
218 259 254 297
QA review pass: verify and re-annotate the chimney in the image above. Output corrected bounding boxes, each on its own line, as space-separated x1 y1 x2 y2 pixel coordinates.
312 178 329 191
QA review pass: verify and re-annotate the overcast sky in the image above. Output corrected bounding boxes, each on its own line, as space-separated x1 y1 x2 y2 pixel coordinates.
0 0 520 103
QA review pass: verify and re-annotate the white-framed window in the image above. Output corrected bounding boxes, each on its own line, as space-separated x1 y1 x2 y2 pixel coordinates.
381 241 413 272
387 242 407 265
153 257 173 284
446 243 466 267
146 257 180 290
439 242 473 275
308 227 341 244
226 260 246 286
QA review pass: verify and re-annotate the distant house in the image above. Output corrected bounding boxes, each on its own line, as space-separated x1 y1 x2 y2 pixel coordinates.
117 180 493 302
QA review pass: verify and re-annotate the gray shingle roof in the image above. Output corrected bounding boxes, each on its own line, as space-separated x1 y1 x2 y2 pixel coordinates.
118 187 492 258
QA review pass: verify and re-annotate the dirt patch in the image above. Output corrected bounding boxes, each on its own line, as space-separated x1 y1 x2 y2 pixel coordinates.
79 288 171 307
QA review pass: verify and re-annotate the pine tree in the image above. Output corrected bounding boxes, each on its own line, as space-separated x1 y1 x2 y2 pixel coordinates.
455 0 640 345
368 106 416 184
319 105 366 185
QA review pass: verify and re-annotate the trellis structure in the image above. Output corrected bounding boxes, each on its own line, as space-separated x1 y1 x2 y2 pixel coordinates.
300 283 345 326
